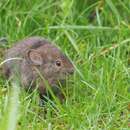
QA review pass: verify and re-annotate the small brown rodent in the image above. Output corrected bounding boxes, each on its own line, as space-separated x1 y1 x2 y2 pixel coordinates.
3 36 74 102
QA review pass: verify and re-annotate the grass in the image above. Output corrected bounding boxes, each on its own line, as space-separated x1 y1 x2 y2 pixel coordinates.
0 0 130 129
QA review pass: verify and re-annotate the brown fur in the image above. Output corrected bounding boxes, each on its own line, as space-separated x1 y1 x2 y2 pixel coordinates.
3 36 74 101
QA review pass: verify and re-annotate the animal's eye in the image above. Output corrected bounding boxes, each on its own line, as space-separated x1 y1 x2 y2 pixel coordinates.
56 60 61 67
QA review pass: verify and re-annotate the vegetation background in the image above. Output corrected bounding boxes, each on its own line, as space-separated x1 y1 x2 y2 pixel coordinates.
0 0 130 130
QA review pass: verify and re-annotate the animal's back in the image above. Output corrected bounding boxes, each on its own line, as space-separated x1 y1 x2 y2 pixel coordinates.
5 36 48 59
4 36 49 77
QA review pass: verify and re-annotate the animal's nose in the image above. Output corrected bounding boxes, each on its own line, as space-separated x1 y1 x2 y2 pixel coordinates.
68 68 74 74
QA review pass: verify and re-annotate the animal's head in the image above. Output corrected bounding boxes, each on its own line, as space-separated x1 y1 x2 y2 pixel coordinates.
26 43 74 80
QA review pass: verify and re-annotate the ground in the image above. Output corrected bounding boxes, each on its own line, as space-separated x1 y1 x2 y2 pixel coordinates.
0 0 130 130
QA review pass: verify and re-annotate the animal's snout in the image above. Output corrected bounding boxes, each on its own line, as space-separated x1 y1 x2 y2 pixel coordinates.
68 68 74 75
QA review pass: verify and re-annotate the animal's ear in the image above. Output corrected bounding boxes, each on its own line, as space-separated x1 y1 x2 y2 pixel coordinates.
27 49 43 65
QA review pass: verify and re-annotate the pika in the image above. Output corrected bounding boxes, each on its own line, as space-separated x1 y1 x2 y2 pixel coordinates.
3 36 74 101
